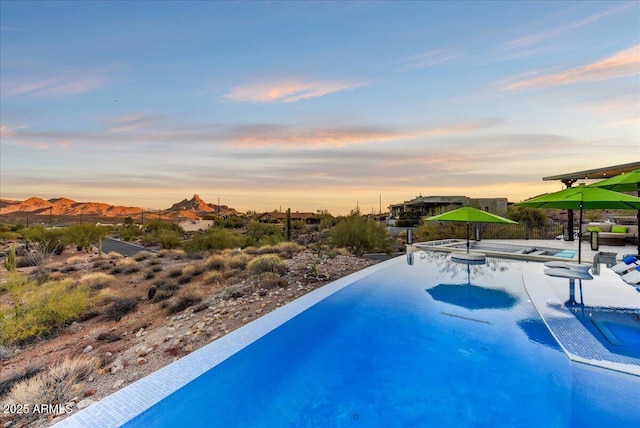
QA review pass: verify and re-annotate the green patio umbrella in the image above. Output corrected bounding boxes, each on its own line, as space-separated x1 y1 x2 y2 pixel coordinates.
425 206 517 253
517 184 640 262
588 169 640 255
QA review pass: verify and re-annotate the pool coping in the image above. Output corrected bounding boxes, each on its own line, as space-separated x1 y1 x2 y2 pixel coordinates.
52 256 401 428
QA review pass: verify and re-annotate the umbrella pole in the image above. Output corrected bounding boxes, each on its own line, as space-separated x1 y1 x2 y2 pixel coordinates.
466 222 470 253
637 183 640 256
578 204 583 264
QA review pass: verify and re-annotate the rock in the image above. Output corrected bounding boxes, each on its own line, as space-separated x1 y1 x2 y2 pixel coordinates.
113 379 125 389
183 344 193 352
82 345 93 354
137 357 147 365
83 389 97 397
135 328 145 337
164 335 174 342
76 399 96 410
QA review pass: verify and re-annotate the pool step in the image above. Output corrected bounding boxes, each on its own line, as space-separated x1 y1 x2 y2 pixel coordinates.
590 319 621 346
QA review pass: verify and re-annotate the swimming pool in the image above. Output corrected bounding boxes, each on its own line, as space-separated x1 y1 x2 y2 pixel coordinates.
56 251 640 427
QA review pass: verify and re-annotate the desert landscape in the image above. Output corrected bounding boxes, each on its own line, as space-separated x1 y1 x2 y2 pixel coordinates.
0 195 393 427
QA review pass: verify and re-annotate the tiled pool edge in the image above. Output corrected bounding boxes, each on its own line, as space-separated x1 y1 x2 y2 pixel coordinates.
52 257 402 428
521 271 640 377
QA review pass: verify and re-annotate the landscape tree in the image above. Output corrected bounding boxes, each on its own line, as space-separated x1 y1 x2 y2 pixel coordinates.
331 213 389 256
507 206 549 228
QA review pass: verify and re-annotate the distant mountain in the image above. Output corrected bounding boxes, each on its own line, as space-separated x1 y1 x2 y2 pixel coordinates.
165 194 237 216
0 195 238 219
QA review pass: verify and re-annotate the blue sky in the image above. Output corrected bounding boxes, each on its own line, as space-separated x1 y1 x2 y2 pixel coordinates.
1 1 638 214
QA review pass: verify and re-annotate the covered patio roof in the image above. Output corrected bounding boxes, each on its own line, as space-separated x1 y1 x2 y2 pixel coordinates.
543 161 640 186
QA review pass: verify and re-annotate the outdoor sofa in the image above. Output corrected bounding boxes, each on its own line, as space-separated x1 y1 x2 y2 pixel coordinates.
580 222 638 246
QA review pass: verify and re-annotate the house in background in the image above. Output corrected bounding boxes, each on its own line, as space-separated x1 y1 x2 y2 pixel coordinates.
389 195 508 225
257 211 323 225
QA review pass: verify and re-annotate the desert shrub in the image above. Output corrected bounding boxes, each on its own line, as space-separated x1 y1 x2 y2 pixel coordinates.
414 222 467 242
143 270 156 280
152 279 180 302
6 357 99 423
116 224 144 242
227 253 252 270
184 227 243 253
92 259 112 271
177 275 192 285
107 251 123 259
182 265 195 276
259 272 287 289
151 264 163 272
214 214 245 228
190 263 205 276
247 254 286 275
167 295 203 315
133 250 155 261
79 272 115 289
65 224 108 252
206 254 227 270
204 271 224 285
168 268 183 278
95 287 117 304
161 249 186 260
115 257 140 274
331 214 389 256
21 225 65 255
1 276 90 345
143 228 182 249
506 206 549 228
105 297 138 321
274 241 302 258
65 255 86 264
245 221 284 247
0 366 41 397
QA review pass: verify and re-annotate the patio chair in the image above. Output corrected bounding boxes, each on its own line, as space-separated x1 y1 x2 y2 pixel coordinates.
611 255 639 274
620 265 640 285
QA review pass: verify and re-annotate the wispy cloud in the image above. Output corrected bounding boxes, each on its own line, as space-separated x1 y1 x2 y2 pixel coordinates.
1 70 108 96
109 113 162 133
399 49 458 70
500 45 640 91
504 3 636 51
222 78 366 103
223 119 501 149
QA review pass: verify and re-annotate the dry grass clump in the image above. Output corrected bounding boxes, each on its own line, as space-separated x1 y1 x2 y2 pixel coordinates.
204 271 224 285
167 294 203 315
161 249 186 260
105 297 138 321
79 272 115 289
227 253 252 270
114 257 140 274
133 250 155 261
94 287 117 304
6 357 100 422
65 255 86 264
152 279 180 302
206 254 227 270
167 268 183 278
274 241 303 258
259 272 287 289
107 251 123 259
247 254 287 275
182 264 195 276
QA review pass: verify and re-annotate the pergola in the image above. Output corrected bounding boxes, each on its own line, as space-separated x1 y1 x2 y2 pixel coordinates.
542 161 640 240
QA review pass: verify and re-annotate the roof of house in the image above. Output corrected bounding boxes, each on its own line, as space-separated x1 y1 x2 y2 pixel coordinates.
542 161 640 184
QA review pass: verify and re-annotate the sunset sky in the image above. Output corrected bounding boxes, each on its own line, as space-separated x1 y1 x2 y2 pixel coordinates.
1 1 638 214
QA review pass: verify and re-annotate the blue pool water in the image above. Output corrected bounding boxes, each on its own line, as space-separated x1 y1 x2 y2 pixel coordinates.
120 252 640 427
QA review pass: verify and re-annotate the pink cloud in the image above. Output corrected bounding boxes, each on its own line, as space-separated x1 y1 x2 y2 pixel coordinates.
222 79 365 103
2 70 108 96
225 119 501 149
501 45 640 91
